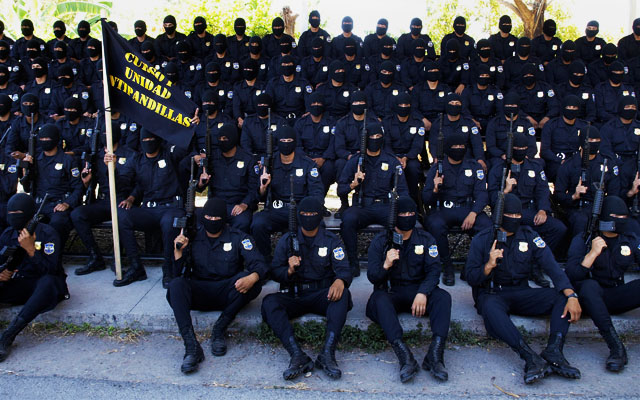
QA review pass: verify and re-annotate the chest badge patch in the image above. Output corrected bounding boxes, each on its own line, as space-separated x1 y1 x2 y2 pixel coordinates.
35 241 41 250
415 245 424 255
620 246 631 256
381 163 389 171
318 247 327 257
237 161 244 168
119 157 127 165
158 159 166 168
519 242 528 252
223 242 232 251
296 168 304 177
55 163 63 170
528 170 535 178
465 169 472 177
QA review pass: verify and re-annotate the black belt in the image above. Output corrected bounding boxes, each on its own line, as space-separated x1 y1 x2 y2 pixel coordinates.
142 196 182 208
487 279 528 292
442 200 471 209
363 197 389 206
279 277 334 295
522 200 537 210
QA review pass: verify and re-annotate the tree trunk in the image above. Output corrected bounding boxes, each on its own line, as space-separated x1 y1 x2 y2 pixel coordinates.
281 6 298 37
499 0 547 38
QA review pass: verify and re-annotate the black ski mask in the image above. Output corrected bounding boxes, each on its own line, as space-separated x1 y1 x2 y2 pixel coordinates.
599 195 629 234
445 131 466 162
298 196 323 231
277 126 297 155
140 128 161 154
502 193 522 233
366 122 384 152
396 196 417 231
7 193 36 231
39 123 60 152
218 124 239 153
202 197 226 234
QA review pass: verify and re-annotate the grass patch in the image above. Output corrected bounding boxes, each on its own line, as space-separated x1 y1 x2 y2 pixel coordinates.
2 321 148 343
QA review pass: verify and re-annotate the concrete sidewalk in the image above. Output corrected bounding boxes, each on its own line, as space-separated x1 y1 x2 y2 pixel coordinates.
1 262 639 336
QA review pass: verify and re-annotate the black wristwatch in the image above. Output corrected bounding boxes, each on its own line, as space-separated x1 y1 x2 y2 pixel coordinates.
566 293 579 299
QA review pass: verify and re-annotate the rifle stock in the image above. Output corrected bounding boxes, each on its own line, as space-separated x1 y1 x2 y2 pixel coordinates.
436 113 444 209
385 166 403 269
357 109 367 207
584 158 607 246
580 124 592 209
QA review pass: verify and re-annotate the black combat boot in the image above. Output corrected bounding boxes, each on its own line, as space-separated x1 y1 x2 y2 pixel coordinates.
75 248 106 275
512 339 551 384
601 326 628 372
422 335 448 381
442 260 455 286
113 258 147 287
529 267 550 288
540 332 581 379
0 315 29 362
179 325 204 374
391 339 419 383
282 336 314 380
210 313 233 356
316 331 342 379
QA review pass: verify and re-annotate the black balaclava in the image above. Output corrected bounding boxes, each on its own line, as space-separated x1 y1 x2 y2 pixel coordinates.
410 18 422 37
193 16 206 35
311 37 324 58
163 15 177 35
366 122 384 152
64 97 82 122
503 91 519 118
329 60 345 83
445 131 466 162
395 92 411 118
308 91 324 117
396 196 417 231
602 43 617 65
521 63 537 87
249 36 262 55
512 131 528 162
280 54 295 76
21 93 38 116
499 15 512 34
0 65 9 86
476 63 491 87
134 20 147 37
58 64 74 87
618 95 637 121
26 39 40 59
586 20 599 38
342 16 353 33
376 19 388 36
218 123 239 153
32 57 47 78
0 40 9 59
380 35 394 57
205 61 221 83
477 38 491 59
214 33 227 54
453 16 466 35
277 125 297 155
272 17 285 37
600 195 629 233
446 39 460 61
7 193 36 231
502 193 522 233
543 19 557 37
201 89 219 116
343 37 357 57
561 40 576 63
633 17 640 36
413 39 426 59
256 93 272 117
202 197 226 234
516 37 531 57
581 125 601 155
21 19 34 38
298 196 323 231
351 90 366 116
569 60 586 86
53 20 66 39
279 35 293 54
243 58 259 81
0 94 11 116
424 60 441 82
164 62 178 84
563 94 580 121
379 60 395 84
234 18 246 36
140 128 161 154
445 93 462 117
609 61 625 85
176 40 191 62
77 20 90 39
309 10 321 29
87 38 101 58
140 41 155 61
39 123 60 152
54 40 68 60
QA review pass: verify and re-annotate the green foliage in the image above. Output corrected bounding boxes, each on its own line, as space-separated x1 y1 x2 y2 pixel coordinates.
545 0 579 42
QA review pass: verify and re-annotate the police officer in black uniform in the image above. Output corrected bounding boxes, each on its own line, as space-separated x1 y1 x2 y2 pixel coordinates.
0 193 68 362
363 19 393 58
489 15 517 64
314 60 358 119
330 16 363 59
239 93 287 161
0 65 23 115
465 193 582 384
617 18 640 62
594 61 635 126
297 11 331 59
263 17 294 60
555 60 596 123
154 15 187 61
396 18 436 61
266 55 312 126
128 20 154 54
600 95 640 161
168 197 267 374
232 59 265 126
502 37 545 90
12 19 46 62
532 19 562 65
565 196 639 372
440 16 476 61
367 196 451 383
226 18 250 61
261 196 352 380
508 63 559 132
575 21 606 65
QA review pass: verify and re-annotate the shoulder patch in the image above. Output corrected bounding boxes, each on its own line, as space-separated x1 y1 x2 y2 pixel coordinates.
333 247 345 260
306 85 313 94
428 245 438 257
539 64 545 72
44 242 55 255
540 170 547 181
418 127 425 136
254 165 260 174
71 167 80 177
533 236 546 248
528 127 536 136
547 89 555 98
471 126 479 135
476 169 484 180
310 167 319 177
497 92 503 100
242 238 253 250
613 165 619 176
7 164 16 173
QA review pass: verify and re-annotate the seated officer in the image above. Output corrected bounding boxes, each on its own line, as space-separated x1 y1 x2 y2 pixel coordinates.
250 126 323 261
460 64 504 133
423 132 491 286
338 122 408 277
197 124 258 233
555 126 621 237
70 126 136 275
168 198 267 374
509 63 559 131
8 94 47 160
261 196 352 381
265 55 312 126
466 193 582 384
600 95 640 161
364 60 408 120
566 196 639 372
239 93 287 163
0 193 68 362
366 196 451 383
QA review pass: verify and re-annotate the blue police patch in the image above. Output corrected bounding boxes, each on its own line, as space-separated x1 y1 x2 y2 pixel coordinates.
196 63 202 71
242 238 253 250
396 64 401 72
418 127 425 136
463 63 469 70
540 171 547 181
295 65 301 73
538 64 544 71
71 168 80 177
7 164 16 173
471 126 479 135
476 170 484 180
254 165 260 174
333 247 345 260
528 127 536 136
185 91 192 99
233 62 239 70
365 64 370 71
547 90 555 97
227 91 234 99
44 242 55 255
613 166 619 176
82 91 89 100
331 126 336 135
533 236 546 248
306 86 313 94
428 245 438 258
310 167 319 177
130 123 137 131
638 242 640 250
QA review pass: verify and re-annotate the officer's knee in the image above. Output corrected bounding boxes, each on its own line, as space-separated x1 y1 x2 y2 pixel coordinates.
430 288 452 308
251 212 270 232
577 279 603 298
368 289 391 308
261 294 280 319
478 295 505 316
34 275 58 299
425 215 446 233
341 208 359 228
70 207 87 224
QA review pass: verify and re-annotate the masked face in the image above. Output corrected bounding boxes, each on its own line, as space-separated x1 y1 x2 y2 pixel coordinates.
194 22 206 35
59 75 73 87
396 212 416 231
504 105 518 117
203 216 224 234
278 138 296 155
426 69 440 82
331 69 345 83
500 21 512 34
367 134 383 152
235 24 246 36
588 140 600 155
206 70 220 84
88 46 100 58
0 100 10 115
380 71 393 84
39 138 57 151
512 147 527 162
21 25 34 37
522 74 536 87
517 44 530 57
351 101 365 116
141 138 160 154
202 101 217 115
309 103 323 117
78 27 89 39
0 47 9 59
54 27 65 39
26 48 39 59
54 47 66 60
299 211 322 231
446 145 466 161
257 104 269 118
410 25 421 37
620 105 637 120
164 24 176 35
454 22 466 35
478 47 491 59
570 72 585 86
309 16 320 29
7 211 29 231
21 101 37 116
135 26 146 37
342 21 353 33
502 215 521 233
311 46 323 58
218 137 235 153
563 106 579 121
243 67 258 81
477 74 490 86
281 63 295 76
396 104 410 118
272 25 284 37
446 102 462 117
280 42 292 54
0 72 8 85
177 50 189 62
376 22 388 36
414 46 425 58
344 44 356 57
609 71 623 85
586 27 598 38
249 43 261 55
64 107 80 121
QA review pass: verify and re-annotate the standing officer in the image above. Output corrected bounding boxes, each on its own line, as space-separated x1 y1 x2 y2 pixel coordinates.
116 128 187 288
338 122 408 276
297 11 331 59
532 19 562 65
367 196 451 383
565 196 639 372
460 64 504 133
266 55 312 126
154 15 187 61
128 20 154 54
470 39 506 89
7 94 47 160
330 16 363 59
168 198 267 374
363 19 394 58
440 16 476 61
575 21 606 65
261 196 352 380
197 124 258 233
396 18 436 61
70 126 136 275
410 61 451 134
502 37 546 90
594 61 635 126
489 15 517 64
250 126 324 261
364 61 408 120
227 18 250 60
186 16 214 61
555 60 596 124
465 193 582 384
423 131 492 286
0 193 68 362
262 17 295 59
617 18 640 62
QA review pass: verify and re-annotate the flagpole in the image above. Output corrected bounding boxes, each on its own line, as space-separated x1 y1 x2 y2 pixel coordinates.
100 17 122 280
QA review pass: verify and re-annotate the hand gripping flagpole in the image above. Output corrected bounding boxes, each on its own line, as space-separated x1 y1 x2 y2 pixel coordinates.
100 17 122 280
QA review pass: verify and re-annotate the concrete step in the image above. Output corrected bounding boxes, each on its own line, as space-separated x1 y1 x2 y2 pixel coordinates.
1 263 639 337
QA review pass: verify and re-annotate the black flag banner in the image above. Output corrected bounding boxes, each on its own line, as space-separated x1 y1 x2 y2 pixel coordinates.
101 19 196 148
